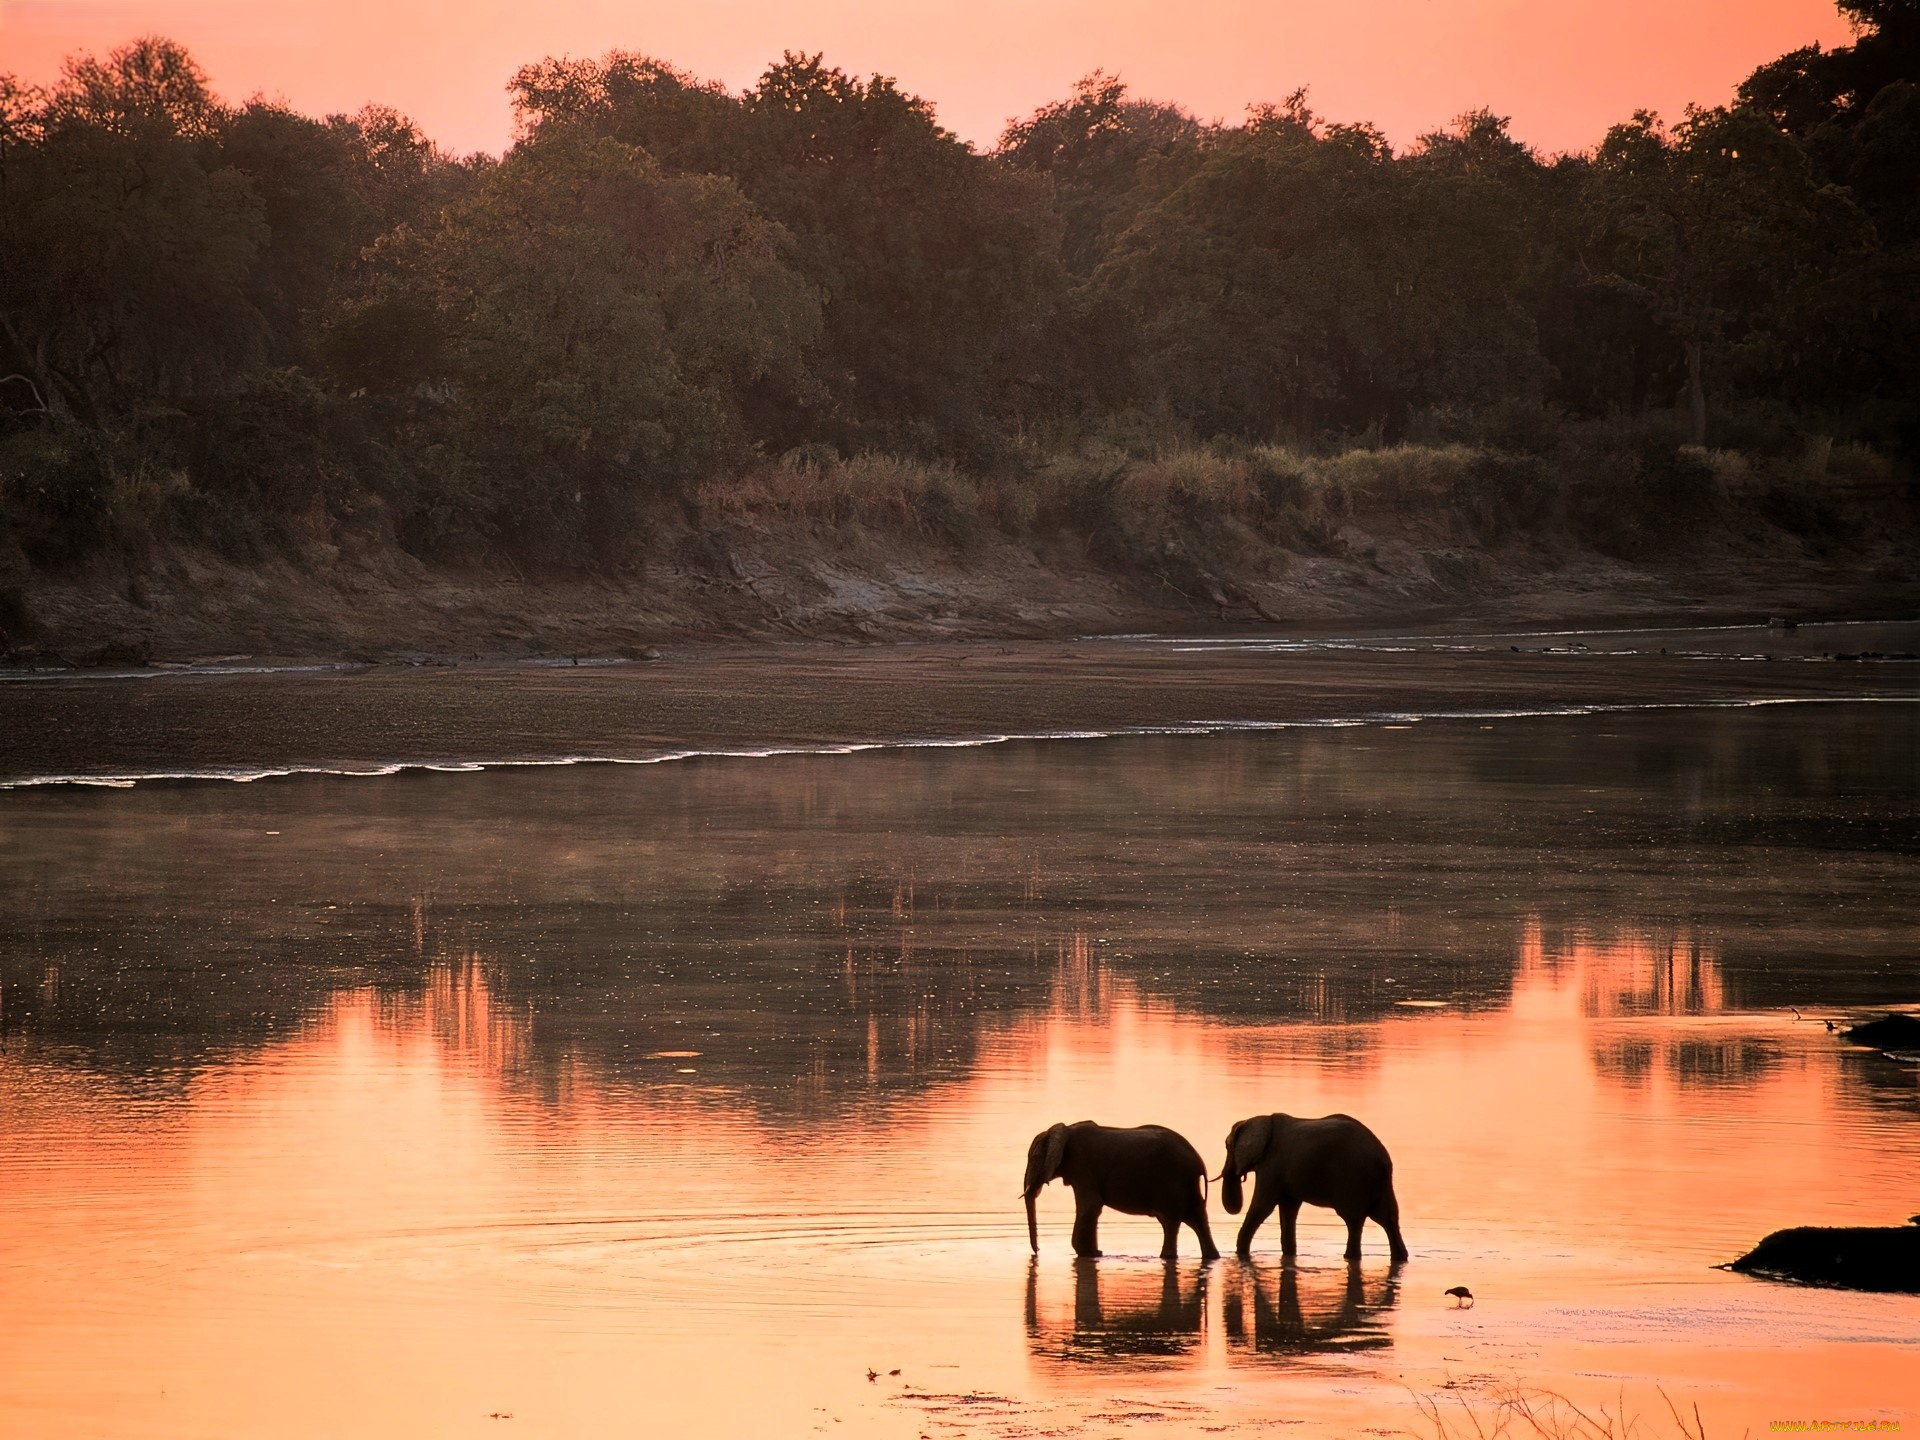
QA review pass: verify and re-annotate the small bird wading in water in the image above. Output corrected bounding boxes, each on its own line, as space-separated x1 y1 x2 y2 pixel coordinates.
1445 1285 1474 1307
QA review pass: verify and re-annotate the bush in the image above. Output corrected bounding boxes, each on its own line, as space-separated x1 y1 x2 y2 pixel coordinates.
1246 446 1309 512
1449 451 1554 541
1559 435 1719 557
167 368 343 516
1410 399 1566 456
1 428 119 566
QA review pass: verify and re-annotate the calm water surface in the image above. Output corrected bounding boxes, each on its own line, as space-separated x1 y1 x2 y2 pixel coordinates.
2 706 1917 1438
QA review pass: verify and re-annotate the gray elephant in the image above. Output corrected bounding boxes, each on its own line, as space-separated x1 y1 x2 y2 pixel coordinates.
1220 1113 1409 1263
1024 1120 1221 1261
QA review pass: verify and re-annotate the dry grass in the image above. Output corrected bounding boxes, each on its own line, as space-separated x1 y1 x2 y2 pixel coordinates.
683 432 1903 575
1406 1385 1725 1440
1296 443 1485 506
697 451 974 526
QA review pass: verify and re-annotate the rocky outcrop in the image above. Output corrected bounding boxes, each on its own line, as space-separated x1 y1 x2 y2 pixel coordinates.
1728 1220 1920 1293
1841 1013 1920 1050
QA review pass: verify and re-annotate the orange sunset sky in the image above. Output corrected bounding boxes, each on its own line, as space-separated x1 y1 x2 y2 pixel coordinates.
0 0 1857 157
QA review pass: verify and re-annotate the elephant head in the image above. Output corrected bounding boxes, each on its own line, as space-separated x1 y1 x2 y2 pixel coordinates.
1220 1115 1274 1215
1024 1123 1072 1252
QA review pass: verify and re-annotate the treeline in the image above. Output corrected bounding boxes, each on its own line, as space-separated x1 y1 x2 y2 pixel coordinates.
1 2 1917 567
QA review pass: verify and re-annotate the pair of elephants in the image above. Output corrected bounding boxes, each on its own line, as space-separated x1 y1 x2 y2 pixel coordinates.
1023 1114 1409 1264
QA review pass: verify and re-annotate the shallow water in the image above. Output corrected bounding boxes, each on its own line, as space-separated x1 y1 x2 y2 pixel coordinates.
2 703 1917 1438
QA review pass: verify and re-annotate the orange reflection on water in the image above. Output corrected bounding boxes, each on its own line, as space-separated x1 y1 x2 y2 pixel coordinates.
2 921 1917 1440
400 953 533 1076
1518 918 1726 1018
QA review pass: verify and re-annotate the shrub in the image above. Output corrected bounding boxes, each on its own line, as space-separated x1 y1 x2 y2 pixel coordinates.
1449 451 1554 541
1 428 120 566
166 368 342 516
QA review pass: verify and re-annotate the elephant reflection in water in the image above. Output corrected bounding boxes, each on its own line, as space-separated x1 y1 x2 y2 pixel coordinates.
1223 1260 1399 1358
1024 1257 1209 1364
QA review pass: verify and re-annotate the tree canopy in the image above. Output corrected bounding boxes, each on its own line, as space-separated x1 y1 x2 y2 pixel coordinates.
3 10 1916 565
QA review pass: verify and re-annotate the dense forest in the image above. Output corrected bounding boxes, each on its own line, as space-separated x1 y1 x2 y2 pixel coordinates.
1 1 1917 592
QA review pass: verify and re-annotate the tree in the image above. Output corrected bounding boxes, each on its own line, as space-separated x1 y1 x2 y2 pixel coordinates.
1739 45 1851 135
41 34 220 137
512 50 1067 452
997 72 1206 277
0 39 266 425
508 53 739 172
1582 106 1873 444
1095 110 1539 439
1407 107 1539 183
216 102 448 364
393 128 820 550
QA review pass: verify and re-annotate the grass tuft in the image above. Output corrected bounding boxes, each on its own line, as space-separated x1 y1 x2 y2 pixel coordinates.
1404 1384 1720 1440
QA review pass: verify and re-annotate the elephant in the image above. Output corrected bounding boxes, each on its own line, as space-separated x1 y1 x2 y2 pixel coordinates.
1220 1113 1409 1263
1024 1120 1221 1261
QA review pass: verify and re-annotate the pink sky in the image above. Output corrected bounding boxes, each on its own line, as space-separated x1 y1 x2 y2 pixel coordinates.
0 0 1855 156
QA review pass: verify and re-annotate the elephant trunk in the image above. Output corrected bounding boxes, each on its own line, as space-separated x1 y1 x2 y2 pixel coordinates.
1221 1166 1244 1215
1026 1189 1040 1253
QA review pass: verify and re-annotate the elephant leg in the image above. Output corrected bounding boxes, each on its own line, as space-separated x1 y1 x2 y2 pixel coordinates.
1158 1214 1181 1260
1342 1210 1366 1261
1373 1189 1410 1264
1277 1197 1303 1258
1187 1197 1222 1263
1236 1182 1278 1259
1071 1191 1103 1258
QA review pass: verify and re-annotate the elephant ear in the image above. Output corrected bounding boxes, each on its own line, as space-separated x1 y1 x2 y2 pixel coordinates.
1231 1115 1275 1176
1042 1122 1071 1183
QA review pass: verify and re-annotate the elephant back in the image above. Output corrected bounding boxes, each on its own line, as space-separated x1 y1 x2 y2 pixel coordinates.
1286 1115 1394 1198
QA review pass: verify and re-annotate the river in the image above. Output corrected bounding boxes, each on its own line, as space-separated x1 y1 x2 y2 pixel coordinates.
2 631 1916 1437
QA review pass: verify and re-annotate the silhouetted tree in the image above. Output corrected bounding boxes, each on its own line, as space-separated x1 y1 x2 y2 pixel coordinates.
511 51 1065 454
1582 106 1872 445
1097 111 1538 439
4 6 1916 566
0 38 266 425
997 71 1206 277
382 128 820 552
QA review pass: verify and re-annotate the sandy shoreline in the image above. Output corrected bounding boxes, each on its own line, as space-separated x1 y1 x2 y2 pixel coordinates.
3 622 1915 785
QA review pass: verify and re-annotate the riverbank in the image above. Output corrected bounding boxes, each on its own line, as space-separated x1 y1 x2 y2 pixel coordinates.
6 441 1916 669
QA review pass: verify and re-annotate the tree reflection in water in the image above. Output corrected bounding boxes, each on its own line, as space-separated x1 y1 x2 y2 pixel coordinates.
6 710 1916 1106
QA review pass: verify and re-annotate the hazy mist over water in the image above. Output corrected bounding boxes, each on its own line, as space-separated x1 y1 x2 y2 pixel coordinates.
2 708 1916 1436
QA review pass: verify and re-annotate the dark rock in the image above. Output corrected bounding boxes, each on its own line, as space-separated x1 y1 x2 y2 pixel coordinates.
1842 1014 1920 1049
1728 1222 1920 1293
82 639 153 668
0 584 37 644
